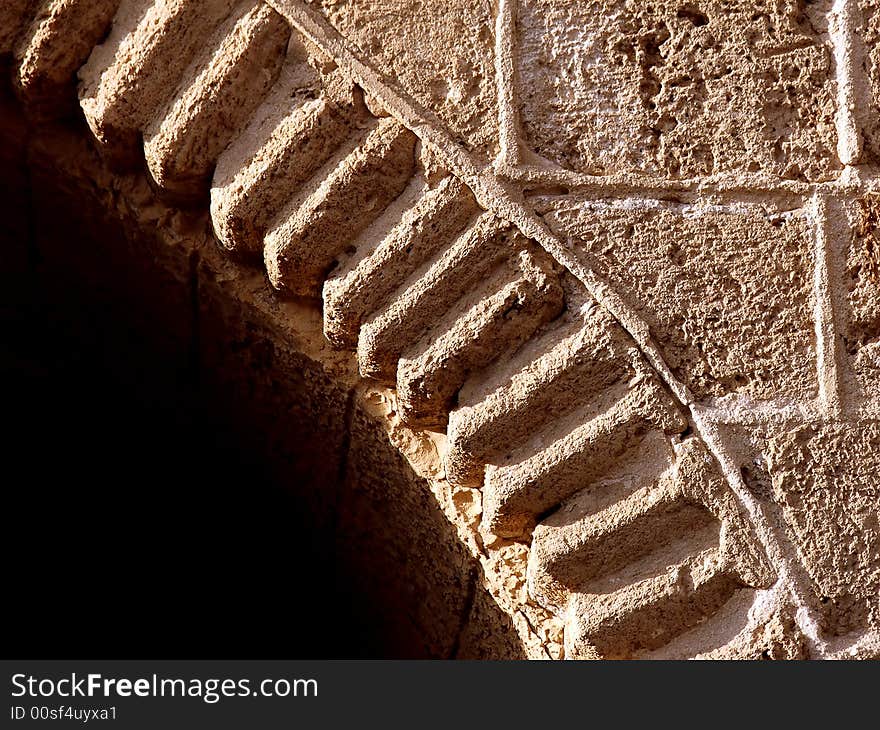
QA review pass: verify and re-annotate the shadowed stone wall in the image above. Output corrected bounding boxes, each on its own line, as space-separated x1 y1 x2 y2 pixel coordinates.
1 1 878 659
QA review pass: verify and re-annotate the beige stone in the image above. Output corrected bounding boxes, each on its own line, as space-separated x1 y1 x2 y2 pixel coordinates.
765 424 879 639
839 194 880 406
308 0 499 157
14 0 120 116
323 176 480 349
536 198 818 401
514 0 839 180
78 0 241 166
535 439 773 658
264 115 417 296
858 1 880 163
3 0 879 660
143 0 290 200
211 54 366 259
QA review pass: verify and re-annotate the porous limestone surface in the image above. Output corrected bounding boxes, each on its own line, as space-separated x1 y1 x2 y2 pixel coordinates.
3 0 880 659
839 194 880 405
536 197 817 401
306 0 499 157
515 0 839 180
729 420 880 646
859 1 880 163
764 424 880 639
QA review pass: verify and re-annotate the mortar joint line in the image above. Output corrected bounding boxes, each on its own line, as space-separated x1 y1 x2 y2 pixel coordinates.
690 410 832 659
494 0 519 172
831 0 864 167
812 193 845 419
266 0 694 408
270 0 858 657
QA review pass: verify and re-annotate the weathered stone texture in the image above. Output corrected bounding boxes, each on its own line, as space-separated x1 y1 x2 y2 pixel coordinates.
4 0 880 660
535 438 774 659
13 0 120 115
309 0 499 156
143 0 290 199
210 56 365 259
858 0 880 164
78 0 242 167
264 117 417 296
765 424 880 638
538 198 817 400
841 195 880 402
516 0 839 180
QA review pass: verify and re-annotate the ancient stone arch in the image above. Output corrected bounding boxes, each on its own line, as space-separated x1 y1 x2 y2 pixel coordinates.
1 0 878 659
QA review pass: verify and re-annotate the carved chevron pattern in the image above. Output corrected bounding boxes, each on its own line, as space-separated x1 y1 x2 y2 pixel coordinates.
3 0 775 658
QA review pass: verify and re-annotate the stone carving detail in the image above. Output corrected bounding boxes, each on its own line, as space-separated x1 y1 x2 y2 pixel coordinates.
3 0 878 658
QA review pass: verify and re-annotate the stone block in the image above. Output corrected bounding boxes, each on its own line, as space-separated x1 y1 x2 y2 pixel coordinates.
765 423 880 638
515 0 839 180
538 197 817 401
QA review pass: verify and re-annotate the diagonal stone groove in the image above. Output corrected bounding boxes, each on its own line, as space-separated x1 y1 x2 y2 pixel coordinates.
3 0 877 659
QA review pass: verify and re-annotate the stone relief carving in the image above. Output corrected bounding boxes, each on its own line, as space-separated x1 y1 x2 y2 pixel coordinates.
2 0 878 658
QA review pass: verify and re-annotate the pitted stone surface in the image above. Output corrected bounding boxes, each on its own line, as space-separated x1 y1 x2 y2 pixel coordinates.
859 1 880 164
764 423 880 638
306 0 498 156
841 195 880 403
514 0 839 180
13 0 120 115
3 0 880 660
535 197 817 400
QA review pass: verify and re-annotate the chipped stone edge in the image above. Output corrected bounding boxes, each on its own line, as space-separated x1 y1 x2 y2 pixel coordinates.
267 0 879 658
23 122 562 658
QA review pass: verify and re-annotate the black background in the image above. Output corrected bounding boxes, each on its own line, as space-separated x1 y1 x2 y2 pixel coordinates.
0 225 380 659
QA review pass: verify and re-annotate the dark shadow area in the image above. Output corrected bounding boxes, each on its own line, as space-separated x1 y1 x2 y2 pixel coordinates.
0 71 527 660
0 158 382 658
0 280 383 658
